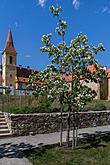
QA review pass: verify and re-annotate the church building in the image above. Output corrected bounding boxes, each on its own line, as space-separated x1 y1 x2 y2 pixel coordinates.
0 30 38 93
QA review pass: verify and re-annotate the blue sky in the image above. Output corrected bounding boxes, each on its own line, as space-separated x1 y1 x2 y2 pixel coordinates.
0 0 110 70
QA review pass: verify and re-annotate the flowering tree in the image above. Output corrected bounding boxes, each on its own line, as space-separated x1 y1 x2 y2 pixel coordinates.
29 65 69 146
29 6 107 149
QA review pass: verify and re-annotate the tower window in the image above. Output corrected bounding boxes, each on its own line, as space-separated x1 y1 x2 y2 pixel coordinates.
10 56 13 64
10 74 12 78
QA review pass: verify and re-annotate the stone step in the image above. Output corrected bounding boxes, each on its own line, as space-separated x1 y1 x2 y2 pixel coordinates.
0 112 11 138
0 118 6 122
0 116 5 118
0 122 7 125
0 114 4 116
0 125 8 129
0 118 5 120
0 129 10 134
0 133 12 139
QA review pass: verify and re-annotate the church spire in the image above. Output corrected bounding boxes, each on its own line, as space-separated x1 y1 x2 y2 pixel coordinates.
6 30 14 48
3 30 16 54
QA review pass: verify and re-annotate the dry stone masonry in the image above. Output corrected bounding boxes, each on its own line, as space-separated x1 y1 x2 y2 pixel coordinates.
5 111 110 136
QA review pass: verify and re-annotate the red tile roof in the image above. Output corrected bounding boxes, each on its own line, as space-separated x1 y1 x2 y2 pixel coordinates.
63 65 107 82
88 64 106 72
17 67 32 78
0 64 108 86
63 75 72 82
17 67 39 82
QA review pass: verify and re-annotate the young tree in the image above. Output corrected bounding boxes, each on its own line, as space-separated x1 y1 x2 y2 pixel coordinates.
29 6 107 149
29 65 69 146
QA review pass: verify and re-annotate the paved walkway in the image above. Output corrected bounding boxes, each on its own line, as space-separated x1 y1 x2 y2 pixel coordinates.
0 125 110 165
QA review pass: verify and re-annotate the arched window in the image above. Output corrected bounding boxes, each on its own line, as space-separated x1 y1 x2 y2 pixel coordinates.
10 74 12 78
10 56 13 64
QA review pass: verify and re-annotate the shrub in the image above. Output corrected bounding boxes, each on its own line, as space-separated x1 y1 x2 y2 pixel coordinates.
84 100 110 111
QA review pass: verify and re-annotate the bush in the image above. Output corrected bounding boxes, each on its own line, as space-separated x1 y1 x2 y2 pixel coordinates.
2 97 110 114
3 105 60 114
94 102 106 111
84 100 110 111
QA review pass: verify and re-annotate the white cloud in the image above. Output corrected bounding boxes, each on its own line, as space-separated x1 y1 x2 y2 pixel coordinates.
101 6 110 14
38 0 46 7
73 0 80 10
14 21 18 28
38 0 80 9
25 55 31 58
102 6 108 13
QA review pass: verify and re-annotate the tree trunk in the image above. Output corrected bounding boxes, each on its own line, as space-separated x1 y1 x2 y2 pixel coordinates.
75 126 78 147
72 109 75 149
20 94 22 109
75 110 78 147
59 94 64 147
66 106 71 147
60 105 63 147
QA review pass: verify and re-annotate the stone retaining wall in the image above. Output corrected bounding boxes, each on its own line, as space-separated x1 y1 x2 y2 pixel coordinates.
6 111 110 136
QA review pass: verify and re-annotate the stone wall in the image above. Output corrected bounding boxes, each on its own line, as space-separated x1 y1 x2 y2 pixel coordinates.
6 111 110 136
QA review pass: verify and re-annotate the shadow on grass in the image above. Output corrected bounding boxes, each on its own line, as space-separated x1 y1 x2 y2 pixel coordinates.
24 131 110 162
25 132 110 160
78 131 110 149
25 143 59 158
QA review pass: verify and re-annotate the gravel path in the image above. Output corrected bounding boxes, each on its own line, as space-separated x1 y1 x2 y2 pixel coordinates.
0 125 110 165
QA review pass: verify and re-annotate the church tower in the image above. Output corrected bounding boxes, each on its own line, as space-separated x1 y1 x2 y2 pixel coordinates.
2 30 17 88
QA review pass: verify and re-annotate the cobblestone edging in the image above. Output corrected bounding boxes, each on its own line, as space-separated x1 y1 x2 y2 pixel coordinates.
5 110 110 136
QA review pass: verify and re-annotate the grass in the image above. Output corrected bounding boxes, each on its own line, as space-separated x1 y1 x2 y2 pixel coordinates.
26 133 110 165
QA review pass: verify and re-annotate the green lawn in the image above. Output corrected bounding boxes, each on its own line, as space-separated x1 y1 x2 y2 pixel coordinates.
26 134 110 165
